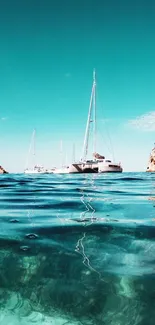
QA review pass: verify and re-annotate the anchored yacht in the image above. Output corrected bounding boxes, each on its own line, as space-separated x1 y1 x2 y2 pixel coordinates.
24 129 49 174
53 70 123 174
24 165 48 174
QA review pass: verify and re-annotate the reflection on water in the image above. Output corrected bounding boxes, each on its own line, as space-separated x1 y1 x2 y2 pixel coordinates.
0 173 155 324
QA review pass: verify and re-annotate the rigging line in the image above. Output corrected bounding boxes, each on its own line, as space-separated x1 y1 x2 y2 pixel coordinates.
96 127 112 157
102 119 116 162
33 128 36 167
96 87 116 162
25 129 35 170
103 123 116 162
93 69 96 154
82 76 95 161
98 114 115 161
60 139 63 167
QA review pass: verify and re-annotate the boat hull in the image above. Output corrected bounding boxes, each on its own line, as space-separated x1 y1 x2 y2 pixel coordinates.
52 161 122 174
98 162 123 173
53 168 69 174
53 162 98 174
24 171 48 174
24 169 49 174
99 169 122 173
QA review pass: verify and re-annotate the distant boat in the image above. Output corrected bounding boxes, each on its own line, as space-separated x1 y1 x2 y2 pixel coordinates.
146 144 155 172
24 129 49 174
24 164 47 174
53 70 123 174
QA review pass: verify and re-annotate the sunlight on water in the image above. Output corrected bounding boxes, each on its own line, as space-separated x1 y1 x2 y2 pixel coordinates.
0 172 155 324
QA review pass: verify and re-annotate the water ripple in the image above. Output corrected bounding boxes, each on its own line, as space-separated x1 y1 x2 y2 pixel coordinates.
0 172 155 324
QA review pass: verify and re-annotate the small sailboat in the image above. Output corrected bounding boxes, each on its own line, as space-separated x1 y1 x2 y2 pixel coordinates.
53 70 123 174
24 129 48 174
146 144 155 172
52 141 71 174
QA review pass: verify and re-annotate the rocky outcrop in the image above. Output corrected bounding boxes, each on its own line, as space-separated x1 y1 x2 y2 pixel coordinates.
146 147 155 172
0 166 8 174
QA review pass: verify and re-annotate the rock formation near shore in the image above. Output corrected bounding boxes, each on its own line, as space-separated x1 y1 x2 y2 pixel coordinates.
146 146 155 172
0 166 8 174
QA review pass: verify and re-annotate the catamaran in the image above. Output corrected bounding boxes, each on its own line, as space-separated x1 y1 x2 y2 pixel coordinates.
24 129 49 174
53 70 123 174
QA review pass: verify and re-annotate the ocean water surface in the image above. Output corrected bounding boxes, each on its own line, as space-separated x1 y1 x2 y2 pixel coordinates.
0 172 155 324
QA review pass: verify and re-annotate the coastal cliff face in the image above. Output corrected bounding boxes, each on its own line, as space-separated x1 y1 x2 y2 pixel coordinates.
146 147 155 172
0 166 8 174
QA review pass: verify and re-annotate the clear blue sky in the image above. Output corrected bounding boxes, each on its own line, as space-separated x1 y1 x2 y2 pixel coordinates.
0 0 155 172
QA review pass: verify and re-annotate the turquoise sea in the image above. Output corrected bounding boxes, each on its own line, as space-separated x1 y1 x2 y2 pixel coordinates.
0 173 155 325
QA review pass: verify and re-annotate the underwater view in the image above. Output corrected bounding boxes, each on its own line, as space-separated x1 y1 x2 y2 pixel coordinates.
0 173 155 324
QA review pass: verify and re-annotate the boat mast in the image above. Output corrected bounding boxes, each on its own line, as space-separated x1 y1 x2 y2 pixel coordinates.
72 143 76 163
93 69 96 153
65 152 68 166
25 129 36 170
33 129 36 168
82 70 96 161
60 140 63 167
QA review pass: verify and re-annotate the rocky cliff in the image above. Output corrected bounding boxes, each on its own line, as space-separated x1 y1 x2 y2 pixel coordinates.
146 147 155 172
0 166 8 174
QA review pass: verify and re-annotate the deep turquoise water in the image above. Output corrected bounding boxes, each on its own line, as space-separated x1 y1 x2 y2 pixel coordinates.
0 172 155 324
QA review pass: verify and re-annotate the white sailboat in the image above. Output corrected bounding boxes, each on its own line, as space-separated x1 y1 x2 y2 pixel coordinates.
24 129 48 174
53 70 123 174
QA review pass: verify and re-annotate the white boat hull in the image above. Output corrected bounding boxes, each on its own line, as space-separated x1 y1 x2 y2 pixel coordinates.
52 161 122 174
24 166 49 174
52 161 99 174
24 170 47 174
53 167 69 174
98 162 123 173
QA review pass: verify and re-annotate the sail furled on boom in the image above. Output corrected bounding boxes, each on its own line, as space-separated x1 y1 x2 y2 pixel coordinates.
93 152 105 160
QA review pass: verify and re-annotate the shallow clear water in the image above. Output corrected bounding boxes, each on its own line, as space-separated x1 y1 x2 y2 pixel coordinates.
0 172 155 324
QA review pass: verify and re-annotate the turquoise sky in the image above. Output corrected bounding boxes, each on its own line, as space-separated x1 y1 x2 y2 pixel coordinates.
0 0 155 172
